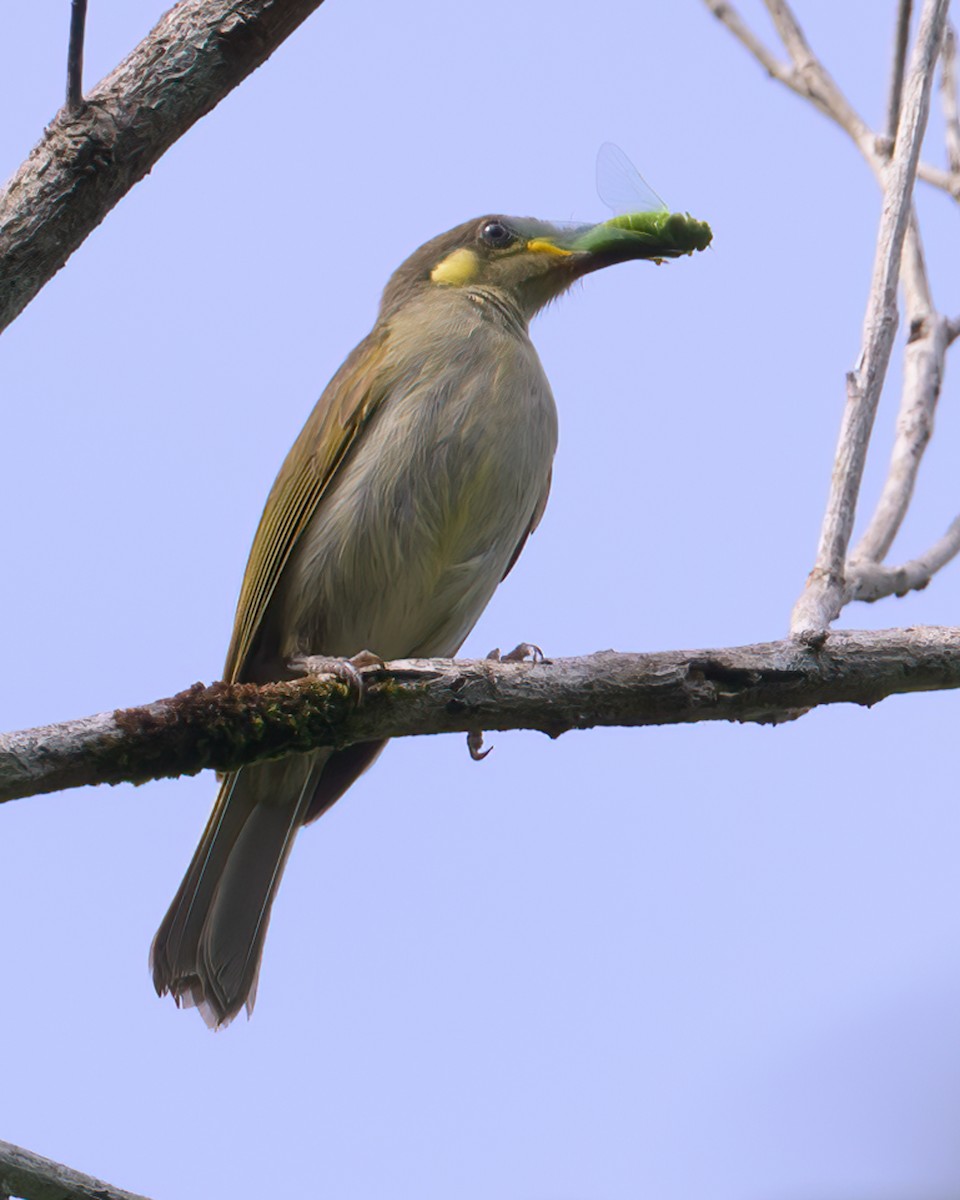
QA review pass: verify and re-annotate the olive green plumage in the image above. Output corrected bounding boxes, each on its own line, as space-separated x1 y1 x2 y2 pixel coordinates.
150 209 711 1027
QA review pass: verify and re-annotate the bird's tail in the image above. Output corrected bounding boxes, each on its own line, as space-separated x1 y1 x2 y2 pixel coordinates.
150 752 326 1028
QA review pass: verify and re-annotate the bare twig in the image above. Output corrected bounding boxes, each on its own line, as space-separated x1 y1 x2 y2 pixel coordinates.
705 0 960 196
702 1 812 90
941 23 960 173
847 218 949 574
705 0 875 155
888 0 915 140
0 0 326 334
917 157 960 191
919 158 960 190
708 0 954 628
0 1138 152 1200
706 0 958 628
762 0 876 150
790 0 950 639
852 519 960 600
66 0 88 111
3 629 960 803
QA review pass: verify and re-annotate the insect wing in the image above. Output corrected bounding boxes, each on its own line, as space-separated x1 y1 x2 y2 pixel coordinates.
595 141 668 216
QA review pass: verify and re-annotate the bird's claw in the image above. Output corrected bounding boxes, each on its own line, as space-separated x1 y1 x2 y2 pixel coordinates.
467 730 492 761
503 641 545 663
288 650 384 707
471 644 546 759
486 642 546 663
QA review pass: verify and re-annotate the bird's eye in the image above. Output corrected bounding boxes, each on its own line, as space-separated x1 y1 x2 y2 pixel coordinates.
481 221 514 247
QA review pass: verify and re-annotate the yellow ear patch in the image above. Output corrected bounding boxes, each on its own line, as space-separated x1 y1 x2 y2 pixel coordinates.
431 247 480 286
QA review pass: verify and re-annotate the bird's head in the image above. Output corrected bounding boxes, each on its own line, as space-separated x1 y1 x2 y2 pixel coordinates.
380 211 712 323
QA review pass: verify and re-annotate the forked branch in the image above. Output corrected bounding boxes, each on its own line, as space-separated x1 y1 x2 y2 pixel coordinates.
704 0 958 638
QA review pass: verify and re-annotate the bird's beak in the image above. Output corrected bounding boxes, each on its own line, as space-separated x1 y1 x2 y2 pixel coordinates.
504 211 712 316
529 210 713 275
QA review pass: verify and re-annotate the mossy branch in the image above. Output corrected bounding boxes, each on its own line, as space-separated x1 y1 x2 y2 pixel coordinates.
2 626 959 803
0 1137 152 1200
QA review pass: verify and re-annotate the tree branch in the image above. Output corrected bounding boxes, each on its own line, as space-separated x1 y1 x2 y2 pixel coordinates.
789 0 949 640
762 0 877 151
706 0 960 626
846 216 953 579
941 22 960 173
704 0 959 194
3 629 960 804
887 0 915 141
851 517 960 600
0 0 325 334
0 1138 152 1200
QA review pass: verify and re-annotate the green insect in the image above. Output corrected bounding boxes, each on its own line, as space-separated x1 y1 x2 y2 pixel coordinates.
593 142 712 259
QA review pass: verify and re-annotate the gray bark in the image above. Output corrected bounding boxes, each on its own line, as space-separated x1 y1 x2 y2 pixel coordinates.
0 1138 152 1200
0 0 325 333
2 627 959 804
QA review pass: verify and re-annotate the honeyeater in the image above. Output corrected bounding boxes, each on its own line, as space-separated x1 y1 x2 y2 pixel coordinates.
151 205 712 1027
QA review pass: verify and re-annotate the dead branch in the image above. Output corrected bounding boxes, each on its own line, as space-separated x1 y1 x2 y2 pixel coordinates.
941 22 960 171
887 0 915 140
704 0 957 192
789 0 949 637
704 0 957 637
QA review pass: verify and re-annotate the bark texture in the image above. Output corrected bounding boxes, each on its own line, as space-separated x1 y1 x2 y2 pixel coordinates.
0 0 325 332
0 1138 152 1200
2 627 958 804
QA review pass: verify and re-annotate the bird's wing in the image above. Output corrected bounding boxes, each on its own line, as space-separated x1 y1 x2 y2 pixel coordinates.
501 468 553 582
224 332 392 683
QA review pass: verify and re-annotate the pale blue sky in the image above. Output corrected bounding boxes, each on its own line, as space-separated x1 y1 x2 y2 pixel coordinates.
3 3 960 1197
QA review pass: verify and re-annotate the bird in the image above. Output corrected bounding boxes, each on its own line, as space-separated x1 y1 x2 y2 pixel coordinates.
150 205 712 1027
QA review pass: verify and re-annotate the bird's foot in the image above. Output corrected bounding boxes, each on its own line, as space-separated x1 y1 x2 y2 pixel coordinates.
466 730 492 762
288 650 384 706
466 644 547 761
486 642 547 663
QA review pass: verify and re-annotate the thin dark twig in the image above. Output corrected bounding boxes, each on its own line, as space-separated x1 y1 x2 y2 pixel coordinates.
888 0 915 141
66 0 88 111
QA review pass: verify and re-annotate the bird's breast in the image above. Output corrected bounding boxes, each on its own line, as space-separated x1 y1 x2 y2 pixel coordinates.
279 307 558 662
